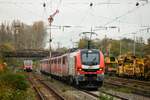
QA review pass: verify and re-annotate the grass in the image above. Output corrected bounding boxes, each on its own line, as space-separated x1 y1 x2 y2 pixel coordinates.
62 88 67 92
99 94 114 100
103 84 132 93
114 87 132 93
0 70 36 100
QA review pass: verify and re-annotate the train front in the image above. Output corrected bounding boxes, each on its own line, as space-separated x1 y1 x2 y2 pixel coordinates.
24 60 33 72
76 49 105 88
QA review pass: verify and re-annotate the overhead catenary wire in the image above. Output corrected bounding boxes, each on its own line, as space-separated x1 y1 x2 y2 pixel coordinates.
0 1 44 5
57 1 149 31
65 0 149 28
0 0 144 26
42 1 48 22
0 0 149 35
78 7 92 26
13 4 44 20
103 1 149 26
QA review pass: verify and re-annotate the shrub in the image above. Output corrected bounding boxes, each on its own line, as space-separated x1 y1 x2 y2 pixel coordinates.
0 72 35 100
0 72 29 90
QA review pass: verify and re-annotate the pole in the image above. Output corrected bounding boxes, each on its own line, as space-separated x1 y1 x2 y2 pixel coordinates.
14 24 19 50
133 33 136 56
88 27 93 49
120 40 122 55
49 23 52 74
118 27 121 55
48 10 59 75
90 27 92 40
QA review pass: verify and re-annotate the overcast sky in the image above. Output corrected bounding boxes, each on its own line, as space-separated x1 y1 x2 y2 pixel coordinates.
0 0 150 49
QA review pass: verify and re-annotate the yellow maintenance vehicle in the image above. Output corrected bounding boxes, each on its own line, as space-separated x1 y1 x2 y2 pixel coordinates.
116 54 150 80
116 54 126 76
143 55 150 80
105 56 118 75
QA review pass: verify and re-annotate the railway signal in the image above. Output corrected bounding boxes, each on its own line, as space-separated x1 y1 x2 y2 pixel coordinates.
48 9 59 73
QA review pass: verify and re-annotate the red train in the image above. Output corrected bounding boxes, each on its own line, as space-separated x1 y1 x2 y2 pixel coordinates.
24 60 33 72
40 49 105 88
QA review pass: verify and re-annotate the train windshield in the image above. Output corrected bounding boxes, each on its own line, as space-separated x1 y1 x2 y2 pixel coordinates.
24 60 32 66
81 52 100 65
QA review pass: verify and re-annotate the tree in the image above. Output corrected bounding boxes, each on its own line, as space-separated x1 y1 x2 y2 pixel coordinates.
78 38 96 49
143 38 150 55
0 20 47 50
31 21 47 49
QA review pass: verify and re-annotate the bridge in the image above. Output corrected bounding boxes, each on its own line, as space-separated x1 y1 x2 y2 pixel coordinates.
3 49 63 59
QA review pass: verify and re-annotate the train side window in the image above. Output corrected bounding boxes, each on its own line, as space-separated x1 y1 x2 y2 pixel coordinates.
58 59 60 64
54 59 57 64
49 60 51 64
58 58 61 64
56 59 58 64
75 56 77 67
63 57 66 64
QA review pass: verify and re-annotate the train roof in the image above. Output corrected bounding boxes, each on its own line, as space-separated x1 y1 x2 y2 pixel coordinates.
80 49 100 52
40 48 101 61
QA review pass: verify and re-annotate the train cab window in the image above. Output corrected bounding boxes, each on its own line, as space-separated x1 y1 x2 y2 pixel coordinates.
81 51 100 65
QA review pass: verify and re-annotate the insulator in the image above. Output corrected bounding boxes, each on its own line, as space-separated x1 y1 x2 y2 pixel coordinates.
136 2 139 6
90 2 93 7
49 39 52 42
43 3 46 7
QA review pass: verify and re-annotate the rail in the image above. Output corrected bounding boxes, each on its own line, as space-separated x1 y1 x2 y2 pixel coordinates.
28 73 65 100
28 78 45 100
38 80 65 100
81 90 128 100
104 80 150 97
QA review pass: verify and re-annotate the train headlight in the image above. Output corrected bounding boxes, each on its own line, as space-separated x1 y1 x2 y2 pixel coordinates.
99 68 103 71
77 68 82 71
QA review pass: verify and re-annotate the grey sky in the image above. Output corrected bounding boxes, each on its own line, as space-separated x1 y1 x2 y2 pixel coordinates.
0 0 150 48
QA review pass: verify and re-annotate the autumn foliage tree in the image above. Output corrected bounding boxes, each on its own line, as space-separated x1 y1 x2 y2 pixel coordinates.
77 37 149 57
0 20 47 50
0 20 47 67
12 20 47 50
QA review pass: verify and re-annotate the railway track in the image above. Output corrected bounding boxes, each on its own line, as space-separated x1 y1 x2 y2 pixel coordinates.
28 77 45 100
33 72 129 100
28 74 65 100
81 90 128 100
38 80 65 100
29 72 149 100
105 77 150 97
108 77 150 86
